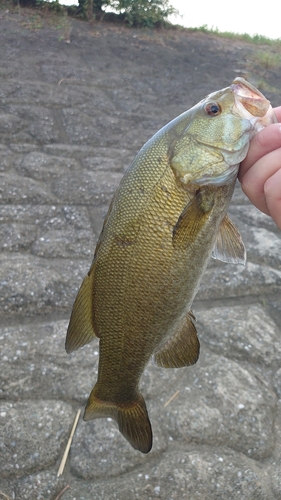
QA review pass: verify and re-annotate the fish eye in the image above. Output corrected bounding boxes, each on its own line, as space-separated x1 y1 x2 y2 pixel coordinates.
204 102 221 116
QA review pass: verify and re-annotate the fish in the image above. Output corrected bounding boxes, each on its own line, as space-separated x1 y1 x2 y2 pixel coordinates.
66 78 276 453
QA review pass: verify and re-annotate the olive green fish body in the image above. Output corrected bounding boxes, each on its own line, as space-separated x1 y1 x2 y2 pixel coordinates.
66 78 276 453
93 167 237 379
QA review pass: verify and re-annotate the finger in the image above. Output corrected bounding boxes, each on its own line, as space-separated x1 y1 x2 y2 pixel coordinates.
264 168 281 229
240 148 281 216
239 123 281 180
274 106 281 122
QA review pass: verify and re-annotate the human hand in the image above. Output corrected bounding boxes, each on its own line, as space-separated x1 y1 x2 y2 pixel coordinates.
238 106 281 230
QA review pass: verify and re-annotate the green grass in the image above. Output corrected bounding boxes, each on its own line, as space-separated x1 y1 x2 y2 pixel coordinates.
184 24 281 47
251 50 281 69
253 78 279 94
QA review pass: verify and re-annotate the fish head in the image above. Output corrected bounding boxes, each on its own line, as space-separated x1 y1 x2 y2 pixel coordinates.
171 77 276 186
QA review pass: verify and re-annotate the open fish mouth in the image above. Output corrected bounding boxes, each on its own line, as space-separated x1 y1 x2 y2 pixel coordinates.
231 77 276 128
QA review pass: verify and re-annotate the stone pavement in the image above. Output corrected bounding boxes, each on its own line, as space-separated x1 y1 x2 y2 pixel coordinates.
1 10 281 500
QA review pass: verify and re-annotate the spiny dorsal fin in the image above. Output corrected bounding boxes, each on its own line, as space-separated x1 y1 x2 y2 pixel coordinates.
212 214 246 264
154 311 200 368
65 264 98 354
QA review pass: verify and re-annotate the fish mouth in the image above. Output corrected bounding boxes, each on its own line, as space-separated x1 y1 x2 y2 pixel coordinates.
231 77 276 128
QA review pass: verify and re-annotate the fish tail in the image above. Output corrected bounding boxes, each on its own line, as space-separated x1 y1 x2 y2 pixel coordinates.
84 388 152 454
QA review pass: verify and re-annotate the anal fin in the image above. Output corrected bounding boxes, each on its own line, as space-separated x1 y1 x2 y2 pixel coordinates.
65 264 98 354
212 214 246 264
154 311 200 368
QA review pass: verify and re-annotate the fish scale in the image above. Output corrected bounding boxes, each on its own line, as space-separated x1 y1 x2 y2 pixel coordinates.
66 78 276 453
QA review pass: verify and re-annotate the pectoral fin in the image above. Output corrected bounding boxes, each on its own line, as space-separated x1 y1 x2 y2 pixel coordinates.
154 311 200 368
172 193 212 249
212 214 246 264
65 264 98 354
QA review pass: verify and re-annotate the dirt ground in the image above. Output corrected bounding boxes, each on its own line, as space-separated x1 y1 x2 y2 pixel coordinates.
1 5 281 106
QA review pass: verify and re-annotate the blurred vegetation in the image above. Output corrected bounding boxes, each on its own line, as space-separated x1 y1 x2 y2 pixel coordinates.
14 0 178 27
188 24 281 46
113 0 177 27
13 0 67 12
3 0 281 47
250 50 281 70
78 0 178 27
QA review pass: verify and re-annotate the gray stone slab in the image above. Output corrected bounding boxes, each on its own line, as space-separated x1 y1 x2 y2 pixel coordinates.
198 304 281 367
0 112 22 135
0 253 89 316
242 227 281 269
0 400 75 478
0 222 37 252
230 186 253 205
5 105 60 143
0 144 15 171
268 298 281 331
65 448 272 500
0 172 58 204
43 143 101 158
0 204 91 230
0 204 95 255
61 106 157 149
31 228 96 258
12 470 67 500
266 401 281 499
163 355 276 460
9 143 40 153
87 204 109 235
81 150 133 173
199 262 281 300
15 151 81 181
70 418 167 480
273 369 281 399
1 79 106 107
51 169 123 205
42 144 136 169
0 320 98 403
0 480 15 500
229 204 279 232
1 448 274 500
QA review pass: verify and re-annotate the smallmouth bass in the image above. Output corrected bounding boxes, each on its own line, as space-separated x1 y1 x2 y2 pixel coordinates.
66 78 276 453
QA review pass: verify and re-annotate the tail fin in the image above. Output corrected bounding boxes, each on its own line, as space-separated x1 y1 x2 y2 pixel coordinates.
84 388 152 454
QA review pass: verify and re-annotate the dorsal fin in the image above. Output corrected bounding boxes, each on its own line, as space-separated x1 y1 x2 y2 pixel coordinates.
65 264 98 354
